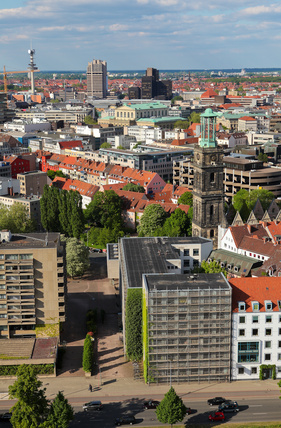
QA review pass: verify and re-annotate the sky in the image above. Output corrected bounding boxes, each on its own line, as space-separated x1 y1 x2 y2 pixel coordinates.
0 0 280 72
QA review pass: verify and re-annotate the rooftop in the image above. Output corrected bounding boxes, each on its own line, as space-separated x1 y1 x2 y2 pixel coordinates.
145 272 229 291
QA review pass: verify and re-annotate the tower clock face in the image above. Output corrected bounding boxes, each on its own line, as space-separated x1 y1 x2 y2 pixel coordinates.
210 154 216 161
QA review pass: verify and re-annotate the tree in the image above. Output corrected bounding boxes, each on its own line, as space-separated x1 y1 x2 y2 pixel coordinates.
100 142 111 148
171 95 183 104
258 152 268 163
84 190 123 229
188 111 201 125
162 208 190 237
122 183 145 193
233 188 275 215
84 115 97 125
47 170 66 181
43 391 74 428
82 334 93 373
126 289 142 360
173 120 189 129
117 145 125 150
64 237 90 278
9 365 74 428
9 365 48 428
0 203 36 233
193 259 227 276
137 204 167 236
178 191 193 206
156 387 186 428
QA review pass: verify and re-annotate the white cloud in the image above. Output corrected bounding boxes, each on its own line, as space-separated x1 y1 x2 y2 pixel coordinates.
109 24 129 31
240 4 281 16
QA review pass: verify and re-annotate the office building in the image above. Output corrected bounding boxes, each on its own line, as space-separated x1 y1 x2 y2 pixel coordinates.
0 231 66 339
87 59 107 99
143 272 232 383
17 171 49 196
140 68 172 100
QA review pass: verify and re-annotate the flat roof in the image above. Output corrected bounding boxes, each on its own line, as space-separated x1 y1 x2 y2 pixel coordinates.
121 236 211 289
145 272 230 291
0 233 60 250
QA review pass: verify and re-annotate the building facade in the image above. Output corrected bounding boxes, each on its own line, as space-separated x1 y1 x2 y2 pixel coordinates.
143 272 232 383
192 108 225 249
87 59 107 99
0 231 66 339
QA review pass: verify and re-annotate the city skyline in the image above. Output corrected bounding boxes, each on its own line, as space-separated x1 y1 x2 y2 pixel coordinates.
0 0 280 72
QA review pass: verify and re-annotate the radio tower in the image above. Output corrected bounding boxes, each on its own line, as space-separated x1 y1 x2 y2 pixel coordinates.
27 48 38 95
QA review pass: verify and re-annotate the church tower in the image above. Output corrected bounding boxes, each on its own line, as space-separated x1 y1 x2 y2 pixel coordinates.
192 108 225 249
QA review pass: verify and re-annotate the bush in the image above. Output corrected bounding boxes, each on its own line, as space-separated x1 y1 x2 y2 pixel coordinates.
0 364 54 376
82 334 93 373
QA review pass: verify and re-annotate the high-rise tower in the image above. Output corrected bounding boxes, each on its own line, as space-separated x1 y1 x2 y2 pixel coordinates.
192 108 225 249
87 59 107 99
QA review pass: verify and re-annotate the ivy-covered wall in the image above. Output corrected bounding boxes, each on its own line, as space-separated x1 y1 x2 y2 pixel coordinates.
125 288 142 360
142 289 148 383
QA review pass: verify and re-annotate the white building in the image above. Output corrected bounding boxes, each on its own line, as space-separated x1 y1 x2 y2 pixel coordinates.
230 277 281 380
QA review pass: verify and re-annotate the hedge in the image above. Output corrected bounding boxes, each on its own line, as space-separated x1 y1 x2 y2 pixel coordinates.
0 364 54 376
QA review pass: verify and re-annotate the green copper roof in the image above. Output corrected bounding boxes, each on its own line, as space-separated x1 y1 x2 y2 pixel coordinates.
136 116 185 123
201 108 218 118
123 102 168 110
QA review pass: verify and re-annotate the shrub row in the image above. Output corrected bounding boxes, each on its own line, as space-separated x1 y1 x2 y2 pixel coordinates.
0 363 54 376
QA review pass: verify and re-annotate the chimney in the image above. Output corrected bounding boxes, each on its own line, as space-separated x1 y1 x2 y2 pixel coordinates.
247 224 252 233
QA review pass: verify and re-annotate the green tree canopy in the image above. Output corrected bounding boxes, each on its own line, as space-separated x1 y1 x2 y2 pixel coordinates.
233 188 275 215
162 208 190 237
156 387 187 428
188 111 201 124
63 237 90 278
122 183 145 193
258 152 268 163
173 120 189 129
47 170 66 181
84 190 123 229
84 115 97 125
0 203 37 233
9 365 74 428
137 204 167 236
100 142 111 148
178 191 193 206
171 95 183 104
193 259 227 277
82 334 93 373
126 288 142 360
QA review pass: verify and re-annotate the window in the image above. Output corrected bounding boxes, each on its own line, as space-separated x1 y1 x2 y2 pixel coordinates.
279 328 281 335
238 367 244 375
210 172 215 183
265 329 272 336
238 342 259 363
264 354 271 361
278 301 281 311
193 249 199 256
210 205 214 216
278 354 281 361
252 316 259 323
251 367 257 374
266 315 272 323
265 301 272 311
279 341 281 348
184 260 190 267
184 249 189 257
265 341 271 348
239 316 245 324
238 302 246 311
239 329 245 336
193 260 199 267
252 301 259 312
252 329 258 336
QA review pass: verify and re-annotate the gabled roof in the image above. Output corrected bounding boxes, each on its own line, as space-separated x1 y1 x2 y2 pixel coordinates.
201 89 217 98
230 277 281 312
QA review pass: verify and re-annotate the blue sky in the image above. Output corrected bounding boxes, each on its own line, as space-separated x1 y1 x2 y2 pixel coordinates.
0 0 280 71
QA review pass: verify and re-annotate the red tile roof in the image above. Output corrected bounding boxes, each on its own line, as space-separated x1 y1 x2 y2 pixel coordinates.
229 277 281 312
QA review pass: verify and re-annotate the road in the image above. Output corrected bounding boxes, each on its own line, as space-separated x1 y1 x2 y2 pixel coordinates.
1 397 280 427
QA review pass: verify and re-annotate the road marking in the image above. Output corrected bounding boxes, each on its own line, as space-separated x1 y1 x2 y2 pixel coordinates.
252 412 267 415
250 405 262 407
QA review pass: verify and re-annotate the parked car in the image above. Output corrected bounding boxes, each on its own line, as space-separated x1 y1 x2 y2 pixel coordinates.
0 412 12 421
218 401 239 413
143 400 160 409
90 248 102 253
82 400 103 411
186 407 192 415
115 415 136 425
207 397 227 406
209 411 225 422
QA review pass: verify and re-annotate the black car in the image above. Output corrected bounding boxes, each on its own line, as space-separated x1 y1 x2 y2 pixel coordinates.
143 400 160 409
218 401 239 413
115 415 136 425
207 397 227 406
0 413 12 421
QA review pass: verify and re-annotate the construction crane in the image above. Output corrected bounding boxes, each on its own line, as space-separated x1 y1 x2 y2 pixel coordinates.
1 65 40 94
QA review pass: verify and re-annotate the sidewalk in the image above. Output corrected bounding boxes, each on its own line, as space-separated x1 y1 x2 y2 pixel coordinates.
0 375 279 404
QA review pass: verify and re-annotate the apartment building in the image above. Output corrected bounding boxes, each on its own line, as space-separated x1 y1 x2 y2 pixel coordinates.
17 171 49 196
143 272 232 383
87 59 107 98
0 194 41 226
230 277 281 380
0 231 66 339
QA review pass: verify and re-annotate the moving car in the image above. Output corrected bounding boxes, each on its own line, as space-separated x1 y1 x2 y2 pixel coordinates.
143 400 160 409
207 397 226 406
186 407 192 415
0 413 12 421
115 415 136 425
209 411 225 422
82 400 103 411
218 401 239 413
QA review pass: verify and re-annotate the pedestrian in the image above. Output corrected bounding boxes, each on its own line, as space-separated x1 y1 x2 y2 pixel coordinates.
89 384 92 392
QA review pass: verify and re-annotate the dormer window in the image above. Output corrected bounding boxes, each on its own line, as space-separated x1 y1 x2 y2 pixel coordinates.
265 300 273 311
238 301 246 312
278 301 281 311
252 301 259 312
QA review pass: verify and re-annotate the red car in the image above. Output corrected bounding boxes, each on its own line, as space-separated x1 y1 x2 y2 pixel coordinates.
209 411 225 422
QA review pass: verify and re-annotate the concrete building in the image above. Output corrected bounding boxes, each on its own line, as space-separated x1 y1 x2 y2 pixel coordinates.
143 272 232 383
17 171 49 196
0 177 20 195
0 231 66 339
87 59 107 99
0 194 41 226
230 277 281 380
